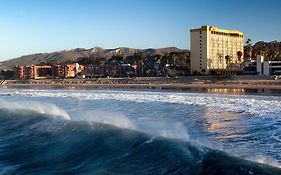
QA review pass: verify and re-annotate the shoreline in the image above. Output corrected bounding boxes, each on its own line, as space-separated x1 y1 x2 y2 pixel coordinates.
3 82 281 90
2 76 281 91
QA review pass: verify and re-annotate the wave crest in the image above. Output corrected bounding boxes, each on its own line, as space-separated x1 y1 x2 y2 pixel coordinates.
0 99 70 120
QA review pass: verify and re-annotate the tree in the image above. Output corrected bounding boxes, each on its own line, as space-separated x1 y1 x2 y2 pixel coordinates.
75 57 93 65
269 50 279 60
175 52 190 75
236 51 243 62
257 50 265 56
0 70 15 80
245 38 253 61
217 53 224 69
202 69 206 75
94 57 106 65
225 55 230 66
134 52 146 76
246 38 251 45
107 55 123 65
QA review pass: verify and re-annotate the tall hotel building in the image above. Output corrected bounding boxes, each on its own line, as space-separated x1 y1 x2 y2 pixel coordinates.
190 25 244 74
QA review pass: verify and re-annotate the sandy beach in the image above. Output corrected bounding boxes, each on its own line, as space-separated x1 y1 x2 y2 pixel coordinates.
2 76 281 91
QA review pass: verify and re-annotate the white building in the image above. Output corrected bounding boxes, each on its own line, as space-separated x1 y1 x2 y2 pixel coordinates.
190 25 244 74
256 55 281 75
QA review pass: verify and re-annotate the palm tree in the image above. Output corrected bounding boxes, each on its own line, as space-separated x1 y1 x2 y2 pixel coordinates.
202 69 206 75
236 51 243 62
225 55 231 74
225 55 230 65
134 52 145 76
236 51 243 69
246 38 251 45
217 53 223 69
245 38 253 61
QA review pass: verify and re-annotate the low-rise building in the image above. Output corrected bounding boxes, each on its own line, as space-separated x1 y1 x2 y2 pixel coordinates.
256 55 281 75
84 65 105 77
84 65 122 77
16 65 52 79
16 63 84 79
65 63 84 78
52 65 66 78
16 66 34 79
33 65 52 79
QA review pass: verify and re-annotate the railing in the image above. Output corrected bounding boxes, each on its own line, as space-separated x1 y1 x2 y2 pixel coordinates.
0 80 7 85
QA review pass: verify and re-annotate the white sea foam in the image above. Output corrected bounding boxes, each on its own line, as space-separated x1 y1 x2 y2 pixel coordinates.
2 89 281 118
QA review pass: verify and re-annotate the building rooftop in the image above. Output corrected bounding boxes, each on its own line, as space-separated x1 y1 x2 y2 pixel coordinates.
190 25 244 36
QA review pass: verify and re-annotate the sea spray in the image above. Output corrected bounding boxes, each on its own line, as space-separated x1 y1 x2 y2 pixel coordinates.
136 120 190 140
0 99 70 120
70 109 190 140
72 110 135 129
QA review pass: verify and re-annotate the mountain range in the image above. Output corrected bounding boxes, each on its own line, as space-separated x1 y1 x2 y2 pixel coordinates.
0 47 187 70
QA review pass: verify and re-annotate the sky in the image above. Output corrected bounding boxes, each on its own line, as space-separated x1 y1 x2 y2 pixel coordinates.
0 0 281 61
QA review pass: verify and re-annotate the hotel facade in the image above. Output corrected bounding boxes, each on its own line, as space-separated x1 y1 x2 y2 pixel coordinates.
190 25 244 74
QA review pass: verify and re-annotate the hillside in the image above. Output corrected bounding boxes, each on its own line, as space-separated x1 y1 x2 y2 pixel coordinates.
0 47 186 70
251 41 281 60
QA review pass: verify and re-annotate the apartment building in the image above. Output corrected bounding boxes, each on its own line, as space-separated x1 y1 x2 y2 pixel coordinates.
52 65 66 78
16 66 34 79
16 65 52 79
190 25 244 74
16 63 84 79
84 65 123 77
33 65 52 79
65 63 80 78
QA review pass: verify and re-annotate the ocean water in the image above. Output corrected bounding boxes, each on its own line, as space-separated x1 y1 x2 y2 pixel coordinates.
0 88 281 174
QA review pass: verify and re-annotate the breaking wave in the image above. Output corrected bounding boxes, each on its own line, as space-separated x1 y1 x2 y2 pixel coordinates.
0 99 70 120
0 107 281 174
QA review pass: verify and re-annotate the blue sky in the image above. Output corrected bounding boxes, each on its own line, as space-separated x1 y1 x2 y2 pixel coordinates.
0 0 281 61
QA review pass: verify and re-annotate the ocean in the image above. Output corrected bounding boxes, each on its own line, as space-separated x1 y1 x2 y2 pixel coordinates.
0 88 281 174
